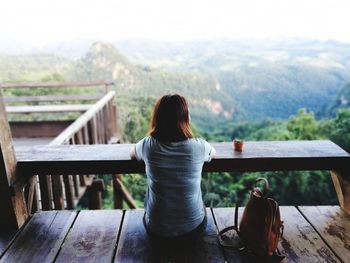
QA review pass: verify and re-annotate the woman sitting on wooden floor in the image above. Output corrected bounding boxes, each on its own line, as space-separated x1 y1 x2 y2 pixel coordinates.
130 94 216 246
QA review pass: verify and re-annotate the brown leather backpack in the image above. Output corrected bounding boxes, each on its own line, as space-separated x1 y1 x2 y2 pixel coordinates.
219 177 285 262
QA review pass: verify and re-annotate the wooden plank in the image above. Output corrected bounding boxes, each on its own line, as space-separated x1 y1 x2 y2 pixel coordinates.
212 207 249 262
6 104 93 113
63 175 75 209
10 120 73 138
15 141 350 175
213 207 341 263
0 230 17 257
279 206 340 262
0 80 114 89
331 170 350 213
51 175 64 210
4 94 102 103
38 174 53 210
55 210 122 263
298 206 350 263
114 209 168 262
168 208 225 263
0 211 76 263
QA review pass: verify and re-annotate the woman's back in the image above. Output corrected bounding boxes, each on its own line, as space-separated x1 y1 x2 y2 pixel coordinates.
135 136 213 236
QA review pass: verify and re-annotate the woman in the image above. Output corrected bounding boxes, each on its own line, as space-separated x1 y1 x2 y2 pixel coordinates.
130 94 216 245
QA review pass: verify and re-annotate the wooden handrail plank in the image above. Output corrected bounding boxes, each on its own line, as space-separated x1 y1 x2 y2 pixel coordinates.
0 80 114 89
4 95 102 103
6 104 93 113
15 141 350 175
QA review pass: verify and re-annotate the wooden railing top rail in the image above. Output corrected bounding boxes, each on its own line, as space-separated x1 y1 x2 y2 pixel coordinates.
49 91 115 145
15 140 349 175
0 80 114 89
4 94 103 103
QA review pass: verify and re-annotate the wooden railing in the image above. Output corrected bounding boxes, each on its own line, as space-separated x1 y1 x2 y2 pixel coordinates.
15 141 350 212
1 81 136 218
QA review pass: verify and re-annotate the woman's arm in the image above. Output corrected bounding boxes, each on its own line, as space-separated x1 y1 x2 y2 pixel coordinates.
130 146 137 160
211 146 217 159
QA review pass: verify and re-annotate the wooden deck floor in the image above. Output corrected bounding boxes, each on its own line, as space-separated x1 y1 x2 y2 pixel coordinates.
0 206 349 263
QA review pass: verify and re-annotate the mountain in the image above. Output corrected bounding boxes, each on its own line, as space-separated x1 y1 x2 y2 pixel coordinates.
321 83 350 117
116 38 350 120
1 39 349 132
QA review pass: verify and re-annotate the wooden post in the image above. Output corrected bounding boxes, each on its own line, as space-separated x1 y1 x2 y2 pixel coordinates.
51 175 64 210
331 170 350 213
113 175 137 209
63 175 75 209
38 174 53 210
113 174 123 209
88 179 105 209
0 93 28 229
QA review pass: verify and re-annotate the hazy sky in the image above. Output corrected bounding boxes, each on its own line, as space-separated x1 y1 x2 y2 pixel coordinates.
1 0 350 44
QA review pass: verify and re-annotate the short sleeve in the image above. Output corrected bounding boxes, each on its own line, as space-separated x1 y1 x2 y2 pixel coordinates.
203 140 213 162
134 138 145 161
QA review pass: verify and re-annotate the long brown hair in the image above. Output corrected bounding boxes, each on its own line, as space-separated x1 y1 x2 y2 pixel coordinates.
149 94 193 142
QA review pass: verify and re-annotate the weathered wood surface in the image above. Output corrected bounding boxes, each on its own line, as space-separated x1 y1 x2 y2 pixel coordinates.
213 207 341 263
299 206 350 263
278 207 340 263
0 211 76 263
212 207 249 262
55 210 122 263
0 94 28 228
114 209 168 262
331 170 350 213
6 104 93 113
0 206 348 262
0 230 17 257
15 140 350 175
0 80 114 89
10 121 73 138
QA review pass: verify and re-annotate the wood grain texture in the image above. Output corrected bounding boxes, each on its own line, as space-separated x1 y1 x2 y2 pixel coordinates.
15 141 350 175
213 207 341 263
331 170 350 213
114 209 168 263
0 230 17 257
278 206 340 263
212 207 249 263
0 94 28 228
168 208 225 263
298 206 350 263
55 210 122 263
0 211 76 263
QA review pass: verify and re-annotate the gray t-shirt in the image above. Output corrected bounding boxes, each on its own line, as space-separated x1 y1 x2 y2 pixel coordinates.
135 136 213 236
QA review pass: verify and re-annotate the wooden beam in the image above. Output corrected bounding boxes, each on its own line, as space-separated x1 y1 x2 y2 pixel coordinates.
0 80 114 89
4 94 102 103
0 93 28 229
15 141 350 175
10 120 73 138
6 104 93 114
331 170 350 213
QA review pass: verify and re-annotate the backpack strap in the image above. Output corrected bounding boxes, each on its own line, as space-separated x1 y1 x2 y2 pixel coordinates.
218 203 243 249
